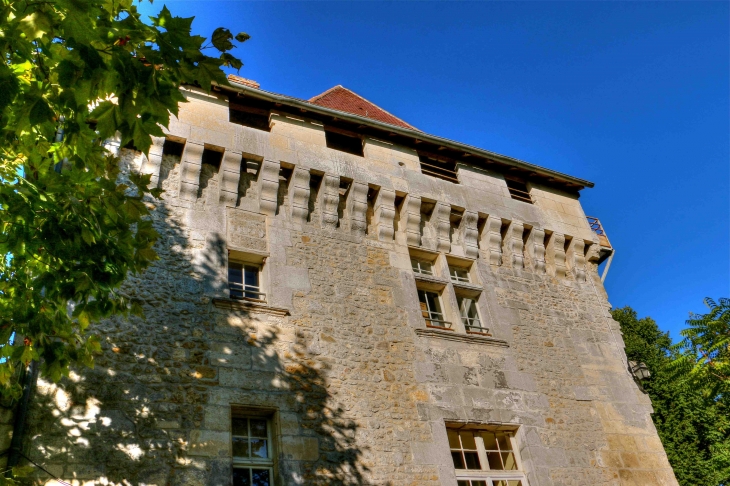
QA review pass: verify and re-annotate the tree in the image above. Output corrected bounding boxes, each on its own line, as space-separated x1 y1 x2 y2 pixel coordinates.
612 306 730 485
0 0 247 397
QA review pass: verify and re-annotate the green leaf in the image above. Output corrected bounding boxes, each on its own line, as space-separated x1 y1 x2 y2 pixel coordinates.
90 101 122 139
0 65 20 112
235 32 251 43
29 97 55 125
211 27 234 51
220 53 243 70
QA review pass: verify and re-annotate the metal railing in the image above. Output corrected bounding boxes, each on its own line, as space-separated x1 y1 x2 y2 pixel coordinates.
586 216 612 248
424 315 452 329
229 282 267 301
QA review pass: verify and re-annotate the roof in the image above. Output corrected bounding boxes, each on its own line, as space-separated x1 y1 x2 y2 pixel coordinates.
220 75 594 189
308 85 418 130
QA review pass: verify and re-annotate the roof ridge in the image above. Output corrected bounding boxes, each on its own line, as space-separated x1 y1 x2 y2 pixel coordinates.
308 85 418 131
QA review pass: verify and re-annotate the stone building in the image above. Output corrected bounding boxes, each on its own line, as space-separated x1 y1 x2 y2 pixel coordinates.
19 76 678 486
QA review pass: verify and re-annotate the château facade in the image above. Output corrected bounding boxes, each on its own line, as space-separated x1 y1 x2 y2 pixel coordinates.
19 76 677 485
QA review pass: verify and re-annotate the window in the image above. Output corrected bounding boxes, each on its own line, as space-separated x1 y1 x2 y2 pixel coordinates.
447 426 527 486
418 154 459 183
418 289 451 329
325 130 363 156
228 261 265 301
505 179 532 204
411 258 434 276
457 296 486 333
449 265 470 283
232 415 274 486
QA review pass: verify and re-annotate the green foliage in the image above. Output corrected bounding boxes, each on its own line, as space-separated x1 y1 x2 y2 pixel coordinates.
612 306 730 485
0 0 247 407
673 298 730 400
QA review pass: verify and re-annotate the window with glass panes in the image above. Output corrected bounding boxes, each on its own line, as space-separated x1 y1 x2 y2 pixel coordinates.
232 416 273 486
228 261 264 301
448 427 527 486
449 265 470 283
411 258 434 276
457 296 485 332
418 289 450 328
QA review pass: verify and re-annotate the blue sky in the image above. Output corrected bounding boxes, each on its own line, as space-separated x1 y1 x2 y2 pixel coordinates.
139 1 729 340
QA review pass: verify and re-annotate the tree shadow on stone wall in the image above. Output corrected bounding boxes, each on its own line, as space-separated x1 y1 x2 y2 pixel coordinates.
19 150 372 486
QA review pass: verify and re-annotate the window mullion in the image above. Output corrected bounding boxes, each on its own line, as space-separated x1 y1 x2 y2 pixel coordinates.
475 434 488 472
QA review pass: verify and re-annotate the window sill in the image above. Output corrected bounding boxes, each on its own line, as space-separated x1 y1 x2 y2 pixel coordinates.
415 328 509 347
426 323 454 331
212 298 290 317
466 330 492 337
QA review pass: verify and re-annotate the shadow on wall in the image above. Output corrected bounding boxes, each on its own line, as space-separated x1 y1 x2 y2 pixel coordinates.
20 150 373 486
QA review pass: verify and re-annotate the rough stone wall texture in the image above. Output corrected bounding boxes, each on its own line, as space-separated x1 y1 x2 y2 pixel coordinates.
18 87 677 486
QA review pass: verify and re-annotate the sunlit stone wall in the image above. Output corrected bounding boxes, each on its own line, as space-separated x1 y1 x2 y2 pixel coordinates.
18 87 677 486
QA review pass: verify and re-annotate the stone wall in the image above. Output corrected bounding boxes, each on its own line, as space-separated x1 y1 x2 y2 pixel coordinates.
17 87 677 486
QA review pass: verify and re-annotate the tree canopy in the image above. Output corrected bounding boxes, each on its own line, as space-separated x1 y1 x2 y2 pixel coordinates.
0 0 246 398
612 305 730 485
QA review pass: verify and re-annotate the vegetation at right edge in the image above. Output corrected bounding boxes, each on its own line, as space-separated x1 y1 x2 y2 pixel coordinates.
612 300 730 486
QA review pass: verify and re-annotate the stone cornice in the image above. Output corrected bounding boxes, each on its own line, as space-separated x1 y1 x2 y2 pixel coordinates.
415 328 509 347
212 298 291 316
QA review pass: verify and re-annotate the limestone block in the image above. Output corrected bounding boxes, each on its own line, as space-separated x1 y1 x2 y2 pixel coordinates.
503 219 525 269
289 167 311 225
320 173 340 228
482 214 503 266
258 159 280 216
348 181 368 236
179 141 204 202
227 209 267 252
461 210 479 259
219 149 243 207
142 136 165 188
432 202 451 253
188 430 230 457
403 194 422 246
374 188 396 241
280 436 319 461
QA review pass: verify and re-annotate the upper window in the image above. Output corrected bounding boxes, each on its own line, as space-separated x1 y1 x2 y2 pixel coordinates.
449 265 470 283
411 258 434 276
505 179 533 204
229 107 272 132
447 426 526 486
228 261 265 301
232 413 274 486
419 155 459 183
325 130 364 157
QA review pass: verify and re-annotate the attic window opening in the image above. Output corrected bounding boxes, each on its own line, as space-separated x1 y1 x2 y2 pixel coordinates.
418 155 459 184
325 130 364 157
505 179 533 204
229 106 271 132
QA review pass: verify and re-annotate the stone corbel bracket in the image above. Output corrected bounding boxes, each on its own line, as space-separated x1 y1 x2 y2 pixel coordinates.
219 150 243 207
433 202 451 253
403 194 422 246
142 136 165 188
289 167 311 225
482 215 503 266
258 159 281 216
373 188 396 241
179 141 205 202
504 219 525 269
348 181 369 237
320 174 341 229
461 210 479 259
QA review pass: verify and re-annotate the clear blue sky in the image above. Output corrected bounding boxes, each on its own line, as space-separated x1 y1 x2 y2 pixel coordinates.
139 1 729 340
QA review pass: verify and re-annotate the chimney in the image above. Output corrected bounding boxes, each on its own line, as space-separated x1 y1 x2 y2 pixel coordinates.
227 74 260 89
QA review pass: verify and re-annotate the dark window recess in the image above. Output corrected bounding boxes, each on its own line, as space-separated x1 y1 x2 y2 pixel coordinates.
325 130 363 157
201 147 224 168
163 139 185 157
418 155 459 183
230 108 271 132
506 179 533 204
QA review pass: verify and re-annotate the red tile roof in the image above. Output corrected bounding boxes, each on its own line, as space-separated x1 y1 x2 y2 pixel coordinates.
308 85 418 130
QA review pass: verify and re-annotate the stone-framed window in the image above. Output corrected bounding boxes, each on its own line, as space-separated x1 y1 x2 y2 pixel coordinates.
227 250 268 303
411 257 435 276
449 265 470 283
232 411 275 486
447 424 527 486
417 288 451 330
457 296 485 333
505 178 533 204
